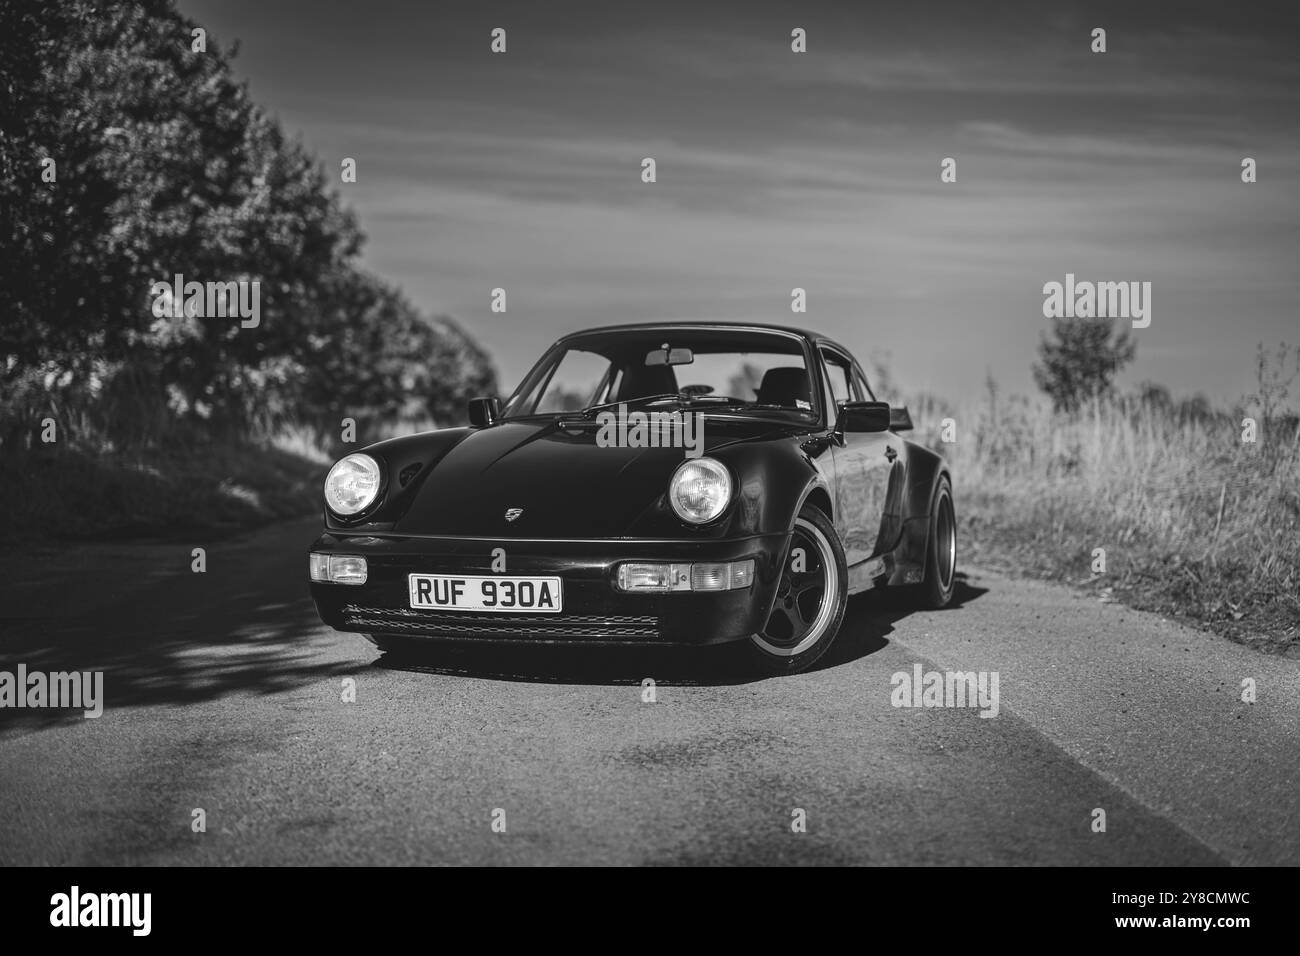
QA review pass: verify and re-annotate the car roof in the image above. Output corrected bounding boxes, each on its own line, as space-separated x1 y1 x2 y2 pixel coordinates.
555 321 858 363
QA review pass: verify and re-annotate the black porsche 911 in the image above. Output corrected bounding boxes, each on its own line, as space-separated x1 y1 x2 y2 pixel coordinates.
308 323 956 674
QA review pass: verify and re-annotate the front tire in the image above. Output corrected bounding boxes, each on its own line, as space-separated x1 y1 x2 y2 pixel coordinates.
745 505 848 675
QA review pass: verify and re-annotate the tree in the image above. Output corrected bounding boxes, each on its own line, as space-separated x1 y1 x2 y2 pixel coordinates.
0 0 496 443
1137 381 1172 411
1246 342 1299 422
1032 317 1136 413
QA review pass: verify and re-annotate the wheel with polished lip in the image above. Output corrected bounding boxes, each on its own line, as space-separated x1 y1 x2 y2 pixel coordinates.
745 505 848 675
918 474 957 609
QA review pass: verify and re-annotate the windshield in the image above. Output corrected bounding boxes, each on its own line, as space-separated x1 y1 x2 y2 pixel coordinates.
502 328 819 421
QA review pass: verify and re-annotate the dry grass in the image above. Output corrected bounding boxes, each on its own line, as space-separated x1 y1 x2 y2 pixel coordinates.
903 391 1300 654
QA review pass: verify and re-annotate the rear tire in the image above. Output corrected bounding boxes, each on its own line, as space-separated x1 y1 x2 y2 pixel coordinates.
918 475 957 609
745 505 848 675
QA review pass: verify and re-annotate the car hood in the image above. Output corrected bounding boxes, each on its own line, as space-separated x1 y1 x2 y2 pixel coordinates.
391 416 786 538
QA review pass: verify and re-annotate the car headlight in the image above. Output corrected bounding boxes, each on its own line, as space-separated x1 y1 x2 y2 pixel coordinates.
324 453 381 516
669 457 732 524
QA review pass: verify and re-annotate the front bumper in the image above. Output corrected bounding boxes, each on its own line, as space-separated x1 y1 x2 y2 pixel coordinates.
308 531 788 646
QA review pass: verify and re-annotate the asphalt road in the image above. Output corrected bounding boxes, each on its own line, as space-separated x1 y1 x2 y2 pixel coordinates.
1 517 1296 865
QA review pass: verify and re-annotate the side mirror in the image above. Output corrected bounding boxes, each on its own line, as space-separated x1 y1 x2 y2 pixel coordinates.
889 405 914 431
837 400 891 433
467 396 501 427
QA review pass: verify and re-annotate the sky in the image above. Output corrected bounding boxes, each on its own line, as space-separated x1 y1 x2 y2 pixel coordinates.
179 0 1300 404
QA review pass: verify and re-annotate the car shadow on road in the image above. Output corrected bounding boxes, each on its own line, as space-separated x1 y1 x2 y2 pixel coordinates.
375 572 988 687
814 573 987 672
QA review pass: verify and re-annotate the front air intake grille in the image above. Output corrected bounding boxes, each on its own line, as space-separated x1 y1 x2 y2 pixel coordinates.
341 605 663 641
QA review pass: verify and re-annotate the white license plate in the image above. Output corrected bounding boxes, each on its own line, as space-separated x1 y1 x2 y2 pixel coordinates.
408 574 563 613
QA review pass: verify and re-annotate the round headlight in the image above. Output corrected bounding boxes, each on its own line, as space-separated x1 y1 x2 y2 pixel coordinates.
324 453 381 516
669 457 732 524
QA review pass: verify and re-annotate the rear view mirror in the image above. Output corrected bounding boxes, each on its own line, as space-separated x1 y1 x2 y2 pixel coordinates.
467 396 500 427
645 346 694 367
889 405 913 431
837 401 891 433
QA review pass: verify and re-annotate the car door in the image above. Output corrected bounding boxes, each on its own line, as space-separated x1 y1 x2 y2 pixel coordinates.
851 362 906 556
821 348 892 567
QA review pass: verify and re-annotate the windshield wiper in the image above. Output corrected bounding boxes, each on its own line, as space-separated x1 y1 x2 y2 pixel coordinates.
735 401 813 412
679 395 746 405
562 394 812 421
574 392 683 418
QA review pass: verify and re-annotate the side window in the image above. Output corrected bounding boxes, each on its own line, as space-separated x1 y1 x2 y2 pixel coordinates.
819 349 854 421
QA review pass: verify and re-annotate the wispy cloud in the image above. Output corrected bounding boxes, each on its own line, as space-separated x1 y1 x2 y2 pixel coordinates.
182 0 1300 403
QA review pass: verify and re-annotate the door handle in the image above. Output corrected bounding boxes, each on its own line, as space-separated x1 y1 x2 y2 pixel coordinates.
884 446 897 462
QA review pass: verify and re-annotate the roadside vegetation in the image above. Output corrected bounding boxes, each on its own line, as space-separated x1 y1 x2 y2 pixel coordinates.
885 336 1300 655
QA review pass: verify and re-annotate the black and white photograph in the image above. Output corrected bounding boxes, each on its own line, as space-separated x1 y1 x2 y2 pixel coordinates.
0 0 1296 926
